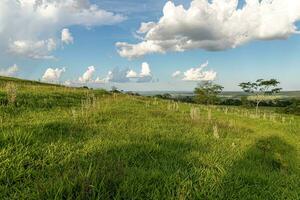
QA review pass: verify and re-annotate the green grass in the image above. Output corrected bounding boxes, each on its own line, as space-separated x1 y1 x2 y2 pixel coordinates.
0 78 299 199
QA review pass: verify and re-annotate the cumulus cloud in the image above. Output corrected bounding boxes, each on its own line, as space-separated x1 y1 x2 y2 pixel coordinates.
124 62 153 82
126 70 138 78
79 66 96 83
172 70 181 78
182 61 217 81
96 62 155 84
9 39 57 59
64 80 72 86
94 77 107 84
140 62 151 77
0 64 19 77
42 67 66 82
99 68 130 83
61 28 74 45
117 0 300 59
0 0 125 59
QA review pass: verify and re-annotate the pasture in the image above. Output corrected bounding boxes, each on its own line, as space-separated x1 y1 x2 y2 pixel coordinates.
0 77 299 199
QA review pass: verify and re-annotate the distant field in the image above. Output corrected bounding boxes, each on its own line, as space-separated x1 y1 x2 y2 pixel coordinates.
0 77 300 199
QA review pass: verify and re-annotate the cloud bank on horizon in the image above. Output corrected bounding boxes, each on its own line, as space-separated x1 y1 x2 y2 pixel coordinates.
58 62 156 86
117 0 300 59
0 0 125 59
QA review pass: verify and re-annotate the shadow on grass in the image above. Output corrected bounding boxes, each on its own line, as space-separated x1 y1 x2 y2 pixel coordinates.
25 138 211 199
58 136 298 200
213 136 300 200
0 120 96 149
1 127 299 200
28 136 299 200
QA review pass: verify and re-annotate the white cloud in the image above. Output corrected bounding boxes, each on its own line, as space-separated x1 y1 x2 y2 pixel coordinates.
0 64 19 77
79 66 96 83
126 70 138 78
64 80 72 86
0 0 125 59
94 77 108 84
124 62 153 82
9 39 57 59
96 62 155 84
42 67 66 82
172 70 181 78
182 61 217 81
117 0 300 59
140 62 151 77
61 28 74 45
102 68 130 83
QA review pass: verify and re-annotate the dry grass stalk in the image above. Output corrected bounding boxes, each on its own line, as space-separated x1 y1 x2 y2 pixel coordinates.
208 109 212 121
153 98 158 105
263 113 267 120
5 82 17 105
224 107 228 115
213 125 219 139
168 101 179 111
190 107 200 121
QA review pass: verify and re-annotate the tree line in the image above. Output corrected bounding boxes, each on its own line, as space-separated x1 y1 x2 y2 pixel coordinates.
153 79 299 115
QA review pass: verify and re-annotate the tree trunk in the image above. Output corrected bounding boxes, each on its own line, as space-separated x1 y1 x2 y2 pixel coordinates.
256 101 260 116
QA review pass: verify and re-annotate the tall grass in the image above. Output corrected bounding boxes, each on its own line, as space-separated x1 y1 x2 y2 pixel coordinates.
0 78 299 199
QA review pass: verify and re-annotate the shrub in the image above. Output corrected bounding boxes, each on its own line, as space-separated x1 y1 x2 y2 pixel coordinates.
220 98 242 106
282 99 300 115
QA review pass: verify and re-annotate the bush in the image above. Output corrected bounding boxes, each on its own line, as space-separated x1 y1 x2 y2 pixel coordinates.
220 98 242 106
240 96 294 108
126 91 140 96
154 93 172 99
281 99 300 115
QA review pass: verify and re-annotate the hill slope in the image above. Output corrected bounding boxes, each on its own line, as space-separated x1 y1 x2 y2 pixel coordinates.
0 77 299 199
0 76 61 87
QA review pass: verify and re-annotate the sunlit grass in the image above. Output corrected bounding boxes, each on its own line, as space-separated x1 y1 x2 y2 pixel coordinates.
0 78 299 199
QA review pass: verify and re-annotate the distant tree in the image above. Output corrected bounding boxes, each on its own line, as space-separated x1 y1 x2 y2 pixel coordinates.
162 93 172 99
111 86 121 93
239 79 282 115
283 99 300 115
126 91 140 96
194 81 224 105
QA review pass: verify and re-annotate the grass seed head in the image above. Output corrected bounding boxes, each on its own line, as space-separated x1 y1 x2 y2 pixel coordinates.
190 107 200 121
5 82 17 105
213 125 219 139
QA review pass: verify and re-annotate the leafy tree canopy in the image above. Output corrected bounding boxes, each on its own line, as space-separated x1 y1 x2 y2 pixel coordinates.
194 81 224 105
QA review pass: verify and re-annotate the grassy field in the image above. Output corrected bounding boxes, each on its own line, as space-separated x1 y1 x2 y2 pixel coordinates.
0 77 299 199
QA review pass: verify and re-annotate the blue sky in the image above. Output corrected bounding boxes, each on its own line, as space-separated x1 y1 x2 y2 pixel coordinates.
0 0 299 91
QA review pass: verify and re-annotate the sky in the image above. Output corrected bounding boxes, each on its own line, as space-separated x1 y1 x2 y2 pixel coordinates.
0 0 300 91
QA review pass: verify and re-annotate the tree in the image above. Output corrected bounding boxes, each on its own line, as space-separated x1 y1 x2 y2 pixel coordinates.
239 79 282 115
111 86 121 93
194 81 224 105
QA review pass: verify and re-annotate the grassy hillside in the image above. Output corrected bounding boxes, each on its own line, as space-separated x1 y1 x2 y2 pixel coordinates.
0 77 299 199
0 76 60 87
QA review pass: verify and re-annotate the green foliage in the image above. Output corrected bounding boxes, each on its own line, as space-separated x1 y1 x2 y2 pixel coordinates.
239 79 282 114
282 99 300 115
0 77 299 199
154 93 172 99
220 98 242 106
194 81 224 105
239 79 282 95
